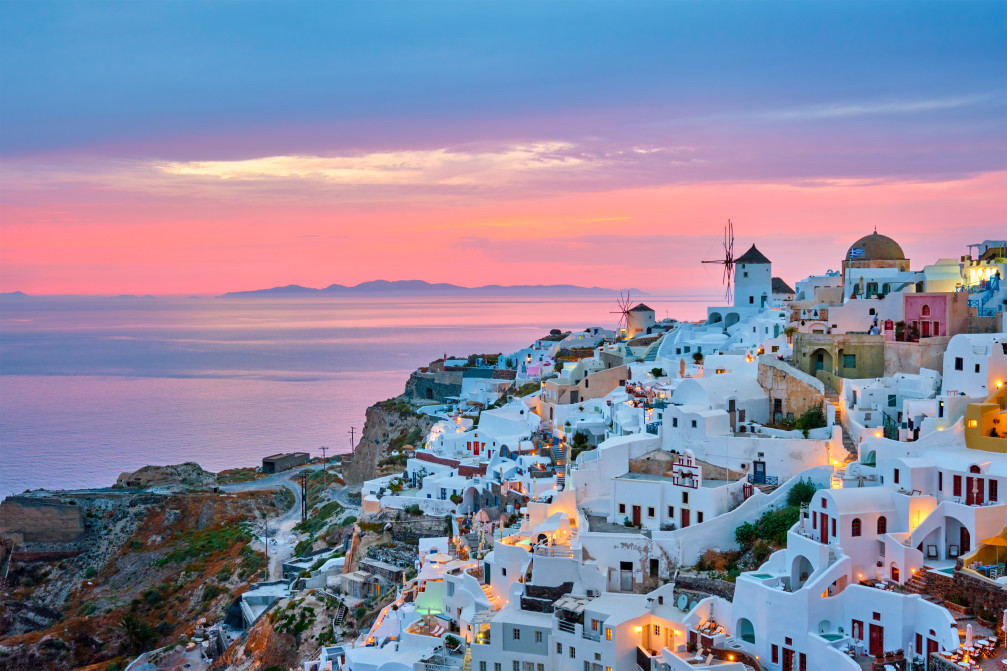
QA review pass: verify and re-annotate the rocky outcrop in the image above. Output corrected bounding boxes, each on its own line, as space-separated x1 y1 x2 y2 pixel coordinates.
0 497 85 544
342 399 435 492
116 462 216 488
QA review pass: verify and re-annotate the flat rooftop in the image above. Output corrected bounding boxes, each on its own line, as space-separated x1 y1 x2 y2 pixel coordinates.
614 472 732 488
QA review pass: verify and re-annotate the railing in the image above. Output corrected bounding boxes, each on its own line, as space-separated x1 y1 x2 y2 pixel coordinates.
558 620 576 634
748 474 779 485
582 629 601 642
637 646 654 670
882 411 899 440
645 422 661 435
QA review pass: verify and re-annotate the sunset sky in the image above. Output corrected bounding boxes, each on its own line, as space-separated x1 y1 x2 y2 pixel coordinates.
1 1 1004 296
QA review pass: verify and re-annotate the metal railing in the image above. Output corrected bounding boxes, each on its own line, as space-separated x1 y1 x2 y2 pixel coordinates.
747 474 779 485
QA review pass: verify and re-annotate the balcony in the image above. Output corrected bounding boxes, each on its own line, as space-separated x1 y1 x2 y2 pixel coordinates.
558 620 576 634
582 629 601 642
747 474 779 485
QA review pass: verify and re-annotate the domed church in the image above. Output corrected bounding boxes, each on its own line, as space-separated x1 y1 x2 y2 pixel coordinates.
841 231 910 286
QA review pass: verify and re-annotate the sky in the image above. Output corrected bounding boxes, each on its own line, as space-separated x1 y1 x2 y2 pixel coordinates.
1 0 1005 296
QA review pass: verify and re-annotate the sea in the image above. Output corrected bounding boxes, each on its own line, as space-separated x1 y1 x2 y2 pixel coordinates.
0 294 710 496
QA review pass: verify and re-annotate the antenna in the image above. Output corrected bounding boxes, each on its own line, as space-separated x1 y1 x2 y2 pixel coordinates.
701 219 736 301
609 290 633 337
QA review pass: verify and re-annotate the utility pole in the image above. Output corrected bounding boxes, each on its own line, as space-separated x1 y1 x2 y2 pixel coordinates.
300 474 308 524
320 445 328 491
349 427 356 456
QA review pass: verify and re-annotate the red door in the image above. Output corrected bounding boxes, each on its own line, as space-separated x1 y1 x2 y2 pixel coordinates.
820 513 829 544
852 620 864 642
927 638 938 667
966 477 975 505
975 479 984 505
782 648 794 671
681 508 690 528
632 506 641 526
960 527 971 554
869 624 884 657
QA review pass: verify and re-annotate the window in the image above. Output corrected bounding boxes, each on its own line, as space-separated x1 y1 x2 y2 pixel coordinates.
954 474 962 497
975 363 981 373
512 662 519 671
647 507 655 518
691 420 697 428
672 417 678 427
557 643 563 654
832 518 836 537
851 518 861 536
888 394 897 407
955 357 964 371
873 612 881 621
570 646 576 658
843 354 856 368
480 663 487 671
583 664 590 671
990 480 998 502
535 630 543 643
502 567 507 576
921 305 931 317
938 471 943 491
538 665 545 671
591 619 599 632
618 503 626 514
667 505 674 518
821 497 827 508
743 271 748 277
605 627 613 640
682 491 689 504
513 627 521 640
893 469 900 484
495 665 501 671
877 516 887 534
772 645 779 664
653 624 661 635
749 296 754 304
697 511 704 523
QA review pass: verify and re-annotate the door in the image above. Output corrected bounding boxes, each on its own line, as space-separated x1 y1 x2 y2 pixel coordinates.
782 648 794 671
869 624 884 657
815 353 825 371
926 638 938 669
921 321 931 338
975 479 985 505
960 527 971 554
966 476 975 505
632 505 641 526
681 508 690 528
819 512 829 544
852 620 863 642
753 461 766 484
650 558 659 579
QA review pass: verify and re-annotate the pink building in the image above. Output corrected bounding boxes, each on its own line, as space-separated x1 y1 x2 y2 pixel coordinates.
903 292 969 338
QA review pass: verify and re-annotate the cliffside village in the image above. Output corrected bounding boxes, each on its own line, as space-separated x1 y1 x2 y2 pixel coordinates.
8 234 1003 671
264 234 1005 671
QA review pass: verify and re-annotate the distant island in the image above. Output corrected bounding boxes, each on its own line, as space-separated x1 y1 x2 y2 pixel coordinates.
220 280 645 298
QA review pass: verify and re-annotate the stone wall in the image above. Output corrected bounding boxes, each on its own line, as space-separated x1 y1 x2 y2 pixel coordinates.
919 563 1007 621
674 575 736 600
403 370 463 402
0 496 85 544
758 356 825 419
883 337 950 376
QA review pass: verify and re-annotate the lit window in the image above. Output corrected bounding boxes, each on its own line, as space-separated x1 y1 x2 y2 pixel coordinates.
606 628 613 641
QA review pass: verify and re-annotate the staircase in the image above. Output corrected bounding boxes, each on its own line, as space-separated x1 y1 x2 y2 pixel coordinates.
824 386 858 460
904 574 927 595
462 650 472 671
334 604 348 627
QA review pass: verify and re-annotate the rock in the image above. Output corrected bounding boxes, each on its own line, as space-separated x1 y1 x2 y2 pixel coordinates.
116 462 216 489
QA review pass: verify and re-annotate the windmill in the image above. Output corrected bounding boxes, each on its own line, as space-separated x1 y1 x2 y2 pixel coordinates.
702 219 736 301
610 291 634 336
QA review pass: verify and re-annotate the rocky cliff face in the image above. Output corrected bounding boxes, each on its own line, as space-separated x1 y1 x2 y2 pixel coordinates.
342 399 434 491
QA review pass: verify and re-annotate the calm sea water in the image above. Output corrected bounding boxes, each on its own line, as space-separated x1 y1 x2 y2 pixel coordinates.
0 295 709 495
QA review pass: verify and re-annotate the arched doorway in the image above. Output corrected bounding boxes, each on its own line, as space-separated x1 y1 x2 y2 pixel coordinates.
811 348 833 374
709 312 723 325
737 618 755 644
791 555 814 590
725 313 741 329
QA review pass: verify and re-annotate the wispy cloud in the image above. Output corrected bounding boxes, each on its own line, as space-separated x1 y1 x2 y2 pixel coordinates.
762 95 992 121
155 143 590 186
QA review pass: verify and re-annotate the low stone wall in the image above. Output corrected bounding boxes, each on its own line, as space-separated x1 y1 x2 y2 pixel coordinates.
920 563 1007 621
674 576 736 601
0 496 85 544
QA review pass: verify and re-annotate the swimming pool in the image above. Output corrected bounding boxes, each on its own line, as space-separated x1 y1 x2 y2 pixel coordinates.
820 633 845 641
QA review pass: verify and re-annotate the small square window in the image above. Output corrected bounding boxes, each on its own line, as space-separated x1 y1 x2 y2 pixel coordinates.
570 646 576 658
618 503 626 514
535 630 542 643
513 628 520 640
667 505 674 518
682 492 689 504
843 354 856 368
647 507 655 518
512 662 519 671
954 357 964 371
873 612 881 621
691 420 697 428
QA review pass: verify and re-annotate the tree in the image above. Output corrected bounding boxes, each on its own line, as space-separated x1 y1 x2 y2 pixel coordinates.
650 367 665 378
692 352 704 364
117 611 156 654
784 326 798 343
572 431 589 448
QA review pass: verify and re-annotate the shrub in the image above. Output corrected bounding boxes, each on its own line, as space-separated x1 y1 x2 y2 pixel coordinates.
404 504 422 516
752 539 772 565
786 478 819 508
84 566 98 579
650 368 665 378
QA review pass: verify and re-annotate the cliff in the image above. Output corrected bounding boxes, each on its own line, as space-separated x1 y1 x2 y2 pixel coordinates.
342 398 435 492
0 497 85 545
115 462 216 488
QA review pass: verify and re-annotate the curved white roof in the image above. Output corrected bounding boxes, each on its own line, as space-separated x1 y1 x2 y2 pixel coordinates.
674 373 766 408
822 487 896 515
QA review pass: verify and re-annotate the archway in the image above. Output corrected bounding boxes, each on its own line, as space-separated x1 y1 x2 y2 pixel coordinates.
817 619 832 634
791 554 814 591
862 450 877 466
811 348 833 373
709 312 723 325
737 618 755 644
725 313 741 329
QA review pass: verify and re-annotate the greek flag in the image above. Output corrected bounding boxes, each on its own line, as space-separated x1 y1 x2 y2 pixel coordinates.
849 247 865 259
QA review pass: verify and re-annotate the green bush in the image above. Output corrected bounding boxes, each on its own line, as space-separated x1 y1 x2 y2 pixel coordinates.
404 504 422 516
752 539 772 565
786 478 819 508
84 566 98 579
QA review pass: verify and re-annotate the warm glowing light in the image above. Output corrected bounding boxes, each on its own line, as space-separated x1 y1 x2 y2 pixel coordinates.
634 626 643 633
996 381 1004 389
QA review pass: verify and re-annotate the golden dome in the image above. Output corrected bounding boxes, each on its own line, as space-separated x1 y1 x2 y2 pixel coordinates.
846 232 905 261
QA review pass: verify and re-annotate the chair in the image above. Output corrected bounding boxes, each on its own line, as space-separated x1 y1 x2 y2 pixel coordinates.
949 544 960 558
926 545 938 559
677 595 689 610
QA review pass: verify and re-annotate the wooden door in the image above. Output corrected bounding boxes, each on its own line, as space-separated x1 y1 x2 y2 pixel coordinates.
869 624 884 657
632 505 641 526
975 478 985 505
782 648 794 671
820 512 829 544
681 508 690 528
966 477 975 505
960 526 971 554
852 620 863 642
926 638 938 669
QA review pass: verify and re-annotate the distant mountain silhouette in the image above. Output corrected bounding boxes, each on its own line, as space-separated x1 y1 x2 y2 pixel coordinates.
221 280 644 298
